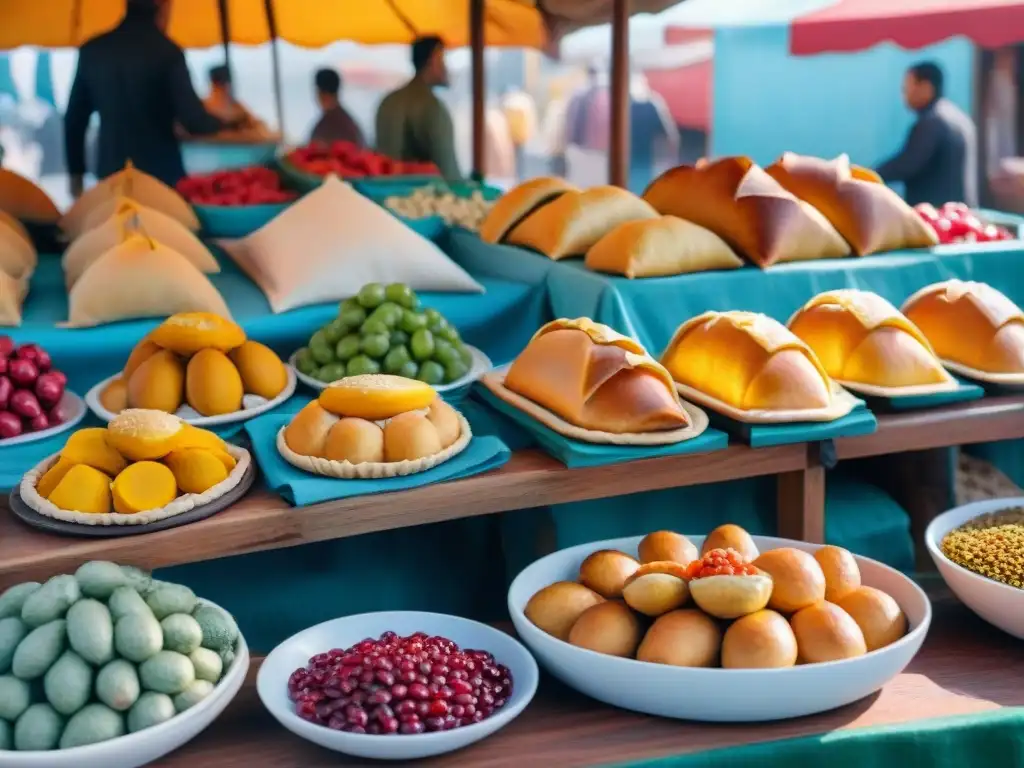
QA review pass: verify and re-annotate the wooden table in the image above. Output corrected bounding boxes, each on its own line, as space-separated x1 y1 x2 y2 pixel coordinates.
155 581 1024 767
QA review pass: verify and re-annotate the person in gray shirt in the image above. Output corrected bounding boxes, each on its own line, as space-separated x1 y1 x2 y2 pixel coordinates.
876 62 977 207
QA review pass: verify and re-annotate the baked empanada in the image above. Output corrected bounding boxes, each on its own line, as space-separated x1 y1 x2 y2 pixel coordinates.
661 311 836 412
766 153 938 255
585 216 742 278
0 169 60 224
0 271 28 326
0 215 36 279
902 280 1024 376
788 289 954 392
504 318 690 433
505 186 659 260
0 209 33 248
643 157 851 267
478 177 576 244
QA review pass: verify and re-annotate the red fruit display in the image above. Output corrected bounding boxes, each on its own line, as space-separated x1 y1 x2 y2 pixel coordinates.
0 335 69 441
175 166 298 207
286 141 440 179
915 202 1016 245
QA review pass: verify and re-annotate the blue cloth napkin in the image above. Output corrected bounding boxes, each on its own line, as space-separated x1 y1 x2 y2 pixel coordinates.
705 406 878 448
474 385 729 469
244 413 511 506
194 202 287 239
858 380 984 412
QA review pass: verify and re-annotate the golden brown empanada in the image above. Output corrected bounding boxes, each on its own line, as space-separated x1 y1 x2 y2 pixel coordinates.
0 271 27 326
0 216 36 280
478 176 576 244
0 169 60 224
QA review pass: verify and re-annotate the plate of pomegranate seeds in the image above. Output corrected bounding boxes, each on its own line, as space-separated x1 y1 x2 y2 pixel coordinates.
257 612 539 760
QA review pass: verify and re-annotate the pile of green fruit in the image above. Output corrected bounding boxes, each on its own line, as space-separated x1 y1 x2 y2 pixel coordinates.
293 282 474 386
0 562 240 752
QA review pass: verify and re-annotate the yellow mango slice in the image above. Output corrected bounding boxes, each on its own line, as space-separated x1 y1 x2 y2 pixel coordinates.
186 349 244 416
106 409 184 461
112 461 178 514
149 312 246 356
318 374 435 421
163 448 229 494
229 340 288 400
36 457 77 499
127 349 185 413
122 338 163 380
48 465 113 514
61 428 128 477
176 423 229 452
99 377 128 414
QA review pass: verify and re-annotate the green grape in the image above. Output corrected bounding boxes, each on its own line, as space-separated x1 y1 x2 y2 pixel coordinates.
293 347 318 375
399 309 428 334
339 304 367 329
347 355 381 376
334 334 361 361
317 362 346 383
385 283 417 309
383 346 412 374
357 283 386 309
360 318 390 337
309 330 335 364
361 333 391 359
417 360 445 385
323 318 348 345
410 329 435 361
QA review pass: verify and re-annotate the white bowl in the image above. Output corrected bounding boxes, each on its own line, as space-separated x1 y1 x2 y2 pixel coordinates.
925 497 1024 640
257 611 538 761
509 535 931 722
0 389 86 446
3 601 249 768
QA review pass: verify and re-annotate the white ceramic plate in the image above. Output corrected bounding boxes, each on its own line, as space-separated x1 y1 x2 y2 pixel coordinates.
0 390 86 446
508 535 931 723
288 345 492 394
925 497 1024 640
2 600 248 768
85 367 297 427
258 611 538 761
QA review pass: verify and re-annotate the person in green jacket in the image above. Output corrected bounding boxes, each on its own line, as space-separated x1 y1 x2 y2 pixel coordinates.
375 36 461 181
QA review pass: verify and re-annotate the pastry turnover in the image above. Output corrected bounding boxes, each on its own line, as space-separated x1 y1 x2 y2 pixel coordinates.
505 186 659 260
585 216 743 278
642 157 851 267
662 312 835 412
65 232 230 328
478 177 576 244
788 289 954 390
0 271 27 326
0 209 32 248
765 153 939 256
504 318 690 433
63 204 219 288
902 280 1024 375
0 216 36 280
0 169 61 224
61 161 199 238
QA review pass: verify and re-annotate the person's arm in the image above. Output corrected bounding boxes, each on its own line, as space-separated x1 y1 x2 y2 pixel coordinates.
876 117 942 182
425 101 462 181
167 48 226 136
64 54 93 198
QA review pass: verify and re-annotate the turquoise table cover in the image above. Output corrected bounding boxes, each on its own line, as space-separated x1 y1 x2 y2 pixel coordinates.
707 405 877 448
857 380 985 411
474 385 729 468
193 202 289 239
243 411 511 506
8 252 546 393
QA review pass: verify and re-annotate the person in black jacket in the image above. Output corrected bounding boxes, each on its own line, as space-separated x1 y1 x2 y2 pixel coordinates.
64 0 232 197
876 62 978 207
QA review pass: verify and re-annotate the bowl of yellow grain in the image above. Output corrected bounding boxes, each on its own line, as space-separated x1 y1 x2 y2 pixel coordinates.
926 498 1024 640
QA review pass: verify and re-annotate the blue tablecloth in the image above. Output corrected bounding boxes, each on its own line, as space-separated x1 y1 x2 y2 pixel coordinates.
10 250 546 392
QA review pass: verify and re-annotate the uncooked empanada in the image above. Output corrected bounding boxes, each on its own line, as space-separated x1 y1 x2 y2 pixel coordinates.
585 216 742 278
0 216 36 279
65 232 230 328
478 177 576 244
0 209 33 248
0 271 28 326
505 186 659 260
0 169 60 224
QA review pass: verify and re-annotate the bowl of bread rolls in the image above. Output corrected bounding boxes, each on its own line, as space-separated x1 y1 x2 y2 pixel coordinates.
508 525 930 722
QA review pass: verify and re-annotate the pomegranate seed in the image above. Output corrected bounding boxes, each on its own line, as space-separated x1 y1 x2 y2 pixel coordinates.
408 683 430 700
429 699 449 716
400 721 425 734
394 699 416 715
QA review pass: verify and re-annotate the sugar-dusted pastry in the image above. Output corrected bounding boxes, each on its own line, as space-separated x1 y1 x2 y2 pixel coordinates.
65 231 230 328
63 203 219 288
585 215 742 278
0 168 61 223
0 215 36 280
661 312 853 421
61 161 199 239
478 177 576 244
765 153 938 255
0 271 27 326
902 280 1024 378
503 318 691 434
643 157 851 267
504 186 659 260
788 289 955 393
279 375 471 478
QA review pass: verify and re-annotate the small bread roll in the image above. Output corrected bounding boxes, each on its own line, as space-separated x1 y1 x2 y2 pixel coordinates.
814 546 861 603
754 548 826 613
324 418 385 464
383 412 443 462
284 401 339 458
836 586 907 652
524 581 604 641
578 550 640 599
702 524 759 562
790 602 867 663
568 601 643 657
638 531 698 566
622 562 689 616
426 399 461 448
637 609 721 667
722 609 798 669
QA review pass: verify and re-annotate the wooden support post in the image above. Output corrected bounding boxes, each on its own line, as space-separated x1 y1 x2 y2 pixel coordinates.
777 444 825 543
609 0 629 188
470 0 486 181
217 0 232 72
263 0 286 136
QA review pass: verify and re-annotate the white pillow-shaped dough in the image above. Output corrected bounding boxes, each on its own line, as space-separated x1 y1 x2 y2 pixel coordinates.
0 271 27 327
221 175 483 314
0 217 36 279
61 161 199 238
63 203 219 288
65 233 230 328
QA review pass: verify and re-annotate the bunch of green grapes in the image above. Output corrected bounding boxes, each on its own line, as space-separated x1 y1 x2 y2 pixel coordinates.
293 283 473 386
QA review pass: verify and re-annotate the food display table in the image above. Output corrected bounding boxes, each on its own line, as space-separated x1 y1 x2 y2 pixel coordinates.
151 579 1023 768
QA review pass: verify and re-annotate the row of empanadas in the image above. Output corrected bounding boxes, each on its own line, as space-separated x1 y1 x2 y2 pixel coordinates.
0 168 60 224
0 176 44 325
